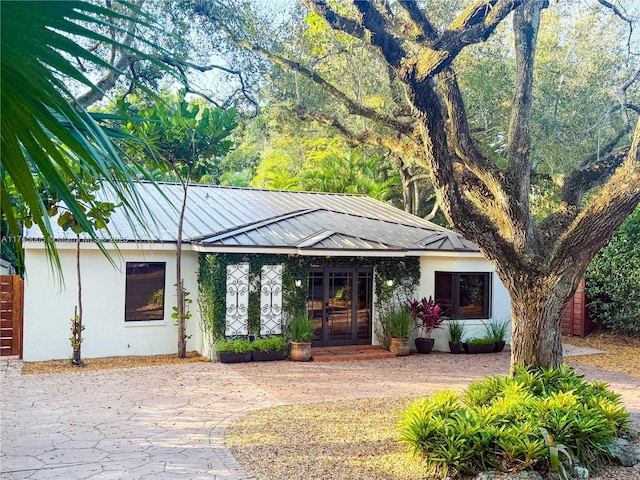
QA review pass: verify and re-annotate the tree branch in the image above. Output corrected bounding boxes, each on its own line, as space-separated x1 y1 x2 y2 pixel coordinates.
352 0 408 68
537 129 633 249
233 38 413 135
504 0 548 252
76 0 145 108
302 0 366 41
294 106 412 153
548 119 640 277
397 0 438 42
400 0 523 82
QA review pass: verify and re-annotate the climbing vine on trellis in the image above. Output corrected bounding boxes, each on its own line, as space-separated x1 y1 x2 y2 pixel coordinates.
197 253 420 341
198 253 309 340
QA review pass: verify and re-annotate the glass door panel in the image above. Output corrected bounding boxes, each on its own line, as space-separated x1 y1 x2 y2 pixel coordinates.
327 271 353 343
307 271 324 343
356 271 373 341
307 267 373 347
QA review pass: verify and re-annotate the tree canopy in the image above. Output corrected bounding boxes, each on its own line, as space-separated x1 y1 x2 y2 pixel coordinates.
186 0 640 368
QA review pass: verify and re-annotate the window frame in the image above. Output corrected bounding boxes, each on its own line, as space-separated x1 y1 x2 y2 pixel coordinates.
124 262 166 322
435 271 492 319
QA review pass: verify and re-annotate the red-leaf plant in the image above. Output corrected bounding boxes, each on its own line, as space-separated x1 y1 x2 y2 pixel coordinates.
406 296 445 339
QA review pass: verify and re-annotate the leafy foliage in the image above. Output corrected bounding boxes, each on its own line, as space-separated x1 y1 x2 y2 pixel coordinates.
214 338 254 354
386 307 412 340
287 312 314 343
585 206 640 334
406 296 445 339
252 336 286 353
484 317 511 342
0 1 172 272
447 320 466 344
399 366 630 479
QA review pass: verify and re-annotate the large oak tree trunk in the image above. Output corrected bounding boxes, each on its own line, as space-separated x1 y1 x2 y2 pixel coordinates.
504 272 576 369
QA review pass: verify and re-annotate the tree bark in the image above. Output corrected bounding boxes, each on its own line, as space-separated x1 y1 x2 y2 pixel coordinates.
176 180 189 359
73 235 83 366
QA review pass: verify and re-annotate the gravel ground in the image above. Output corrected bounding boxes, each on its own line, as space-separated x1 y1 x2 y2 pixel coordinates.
226 332 640 480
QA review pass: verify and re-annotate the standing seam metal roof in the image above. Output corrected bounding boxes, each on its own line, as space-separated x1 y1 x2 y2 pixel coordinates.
23 182 479 253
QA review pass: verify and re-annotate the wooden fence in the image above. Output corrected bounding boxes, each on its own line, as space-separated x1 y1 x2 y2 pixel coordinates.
0 275 23 357
561 278 594 337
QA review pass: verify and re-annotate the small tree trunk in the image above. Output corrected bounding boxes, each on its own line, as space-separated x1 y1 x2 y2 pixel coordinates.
72 235 83 366
176 180 189 359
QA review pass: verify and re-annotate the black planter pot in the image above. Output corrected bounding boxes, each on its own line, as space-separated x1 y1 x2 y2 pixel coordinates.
253 349 286 362
449 341 464 354
463 342 496 354
494 341 506 352
415 337 435 354
217 352 253 363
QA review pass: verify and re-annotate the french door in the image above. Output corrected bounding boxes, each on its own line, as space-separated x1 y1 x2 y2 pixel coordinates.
307 267 373 346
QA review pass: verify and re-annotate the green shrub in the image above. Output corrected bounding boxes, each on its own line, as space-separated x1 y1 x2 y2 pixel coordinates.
466 336 495 345
399 365 630 479
387 307 412 339
253 336 286 352
585 206 640 334
215 338 255 353
484 318 510 342
288 313 314 343
447 320 465 343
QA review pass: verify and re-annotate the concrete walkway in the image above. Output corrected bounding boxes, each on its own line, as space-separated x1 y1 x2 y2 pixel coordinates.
1 353 639 480
0 361 281 480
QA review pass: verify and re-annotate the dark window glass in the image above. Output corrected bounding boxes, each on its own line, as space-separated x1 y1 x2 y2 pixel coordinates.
125 262 165 321
435 272 491 319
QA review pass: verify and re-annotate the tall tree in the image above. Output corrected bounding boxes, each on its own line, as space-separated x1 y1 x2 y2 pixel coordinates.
123 95 237 358
194 0 640 369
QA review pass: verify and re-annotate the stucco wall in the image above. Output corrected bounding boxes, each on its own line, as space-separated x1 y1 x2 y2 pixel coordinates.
417 254 512 352
23 243 203 361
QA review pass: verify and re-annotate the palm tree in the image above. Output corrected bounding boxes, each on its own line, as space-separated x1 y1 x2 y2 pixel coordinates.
0 1 167 272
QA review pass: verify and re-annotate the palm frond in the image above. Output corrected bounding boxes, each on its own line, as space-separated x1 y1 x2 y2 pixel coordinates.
0 1 173 275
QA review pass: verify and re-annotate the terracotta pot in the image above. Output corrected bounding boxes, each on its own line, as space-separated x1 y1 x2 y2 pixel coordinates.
415 337 435 354
449 341 464 354
389 337 410 356
290 342 312 362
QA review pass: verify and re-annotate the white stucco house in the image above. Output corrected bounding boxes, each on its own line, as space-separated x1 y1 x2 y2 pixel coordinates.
22 182 511 361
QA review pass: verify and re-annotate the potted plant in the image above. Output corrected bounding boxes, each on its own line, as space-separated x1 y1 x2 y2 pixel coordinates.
408 296 445 354
447 320 465 354
485 318 510 352
288 313 315 362
252 336 287 361
463 336 496 354
387 306 412 356
215 338 254 363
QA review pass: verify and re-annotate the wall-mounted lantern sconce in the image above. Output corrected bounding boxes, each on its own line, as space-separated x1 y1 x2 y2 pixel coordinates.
386 274 395 287
295 275 303 288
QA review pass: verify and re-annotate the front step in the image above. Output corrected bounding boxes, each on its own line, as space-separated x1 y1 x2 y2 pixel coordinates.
311 345 396 362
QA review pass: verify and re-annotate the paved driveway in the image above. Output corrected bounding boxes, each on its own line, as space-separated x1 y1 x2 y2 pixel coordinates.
1 354 639 480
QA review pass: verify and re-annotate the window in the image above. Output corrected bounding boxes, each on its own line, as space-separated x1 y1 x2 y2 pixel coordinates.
435 272 491 319
125 262 166 321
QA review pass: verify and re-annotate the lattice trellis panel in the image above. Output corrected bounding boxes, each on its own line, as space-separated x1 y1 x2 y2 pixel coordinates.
260 264 283 335
225 263 249 336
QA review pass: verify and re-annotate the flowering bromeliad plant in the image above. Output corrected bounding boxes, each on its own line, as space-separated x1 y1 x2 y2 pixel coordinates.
406 296 445 338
